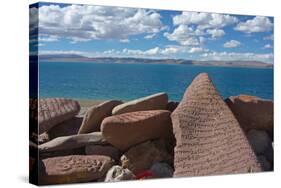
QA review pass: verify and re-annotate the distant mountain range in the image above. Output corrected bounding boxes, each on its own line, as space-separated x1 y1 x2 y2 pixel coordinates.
33 54 273 68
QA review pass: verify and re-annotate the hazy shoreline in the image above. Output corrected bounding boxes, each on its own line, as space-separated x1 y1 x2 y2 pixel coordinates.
34 54 273 69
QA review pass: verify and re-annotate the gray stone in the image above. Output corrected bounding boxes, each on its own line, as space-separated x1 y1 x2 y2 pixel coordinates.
150 162 173 178
120 139 172 174
247 129 271 155
257 155 271 171
39 132 107 153
105 165 135 182
264 144 273 163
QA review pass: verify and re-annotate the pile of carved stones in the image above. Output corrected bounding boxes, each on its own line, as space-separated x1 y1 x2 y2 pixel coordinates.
29 73 273 185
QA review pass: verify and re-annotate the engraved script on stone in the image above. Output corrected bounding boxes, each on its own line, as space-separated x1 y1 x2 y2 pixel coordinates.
171 73 261 177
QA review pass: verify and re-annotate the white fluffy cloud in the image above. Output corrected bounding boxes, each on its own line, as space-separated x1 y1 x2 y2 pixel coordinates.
29 7 38 31
234 16 273 33
39 35 59 42
144 33 157 39
200 51 273 63
264 44 273 49
173 12 238 29
33 4 164 42
165 12 237 46
164 25 203 46
223 40 241 48
206 29 225 38
188 47 208 53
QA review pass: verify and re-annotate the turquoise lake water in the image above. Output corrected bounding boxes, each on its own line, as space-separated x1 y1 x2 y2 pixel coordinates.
39 62 273 101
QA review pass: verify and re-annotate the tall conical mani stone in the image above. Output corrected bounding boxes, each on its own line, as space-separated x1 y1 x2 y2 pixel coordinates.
171 73 261 177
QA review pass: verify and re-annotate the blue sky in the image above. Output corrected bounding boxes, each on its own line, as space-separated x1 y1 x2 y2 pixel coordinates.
30 2 274 63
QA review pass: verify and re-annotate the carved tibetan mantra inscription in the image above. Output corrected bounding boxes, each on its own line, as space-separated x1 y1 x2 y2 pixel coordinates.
171 73 261 177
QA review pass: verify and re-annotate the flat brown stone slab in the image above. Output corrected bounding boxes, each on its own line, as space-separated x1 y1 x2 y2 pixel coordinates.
225 95 273 135
172 73 261 177
85 145 120 161
101 110 173 151
112 92 168 115
39 155 114 184
39 98 80 134
39 132 107 153
78 100 123 134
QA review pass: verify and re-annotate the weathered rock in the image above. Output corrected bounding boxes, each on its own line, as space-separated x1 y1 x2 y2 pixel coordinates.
257 156 271 171
85 145 120 161
39 148 85 159
225 95 273 135
112 93 168 115
150 162 173 178
47 117 83 139
105 165 135 182
101 110 173 151
264 143 273 163
39 98 80 134
78 100 123 134
120 139 172 174
39 155 114 184
39 132 107 153
167 101 179 112
172 73 261 177
247 129 271 155
38 132 50 144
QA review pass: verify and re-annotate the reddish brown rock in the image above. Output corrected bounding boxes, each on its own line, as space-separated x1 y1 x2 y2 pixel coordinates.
39 155 114 184
78 100 123 134
85 145 120 161
225 95 273 135
120 139 172 174
101 110 173 151
112 92 168 115
172 73 261 177
38 98 80 134
39 132 107 153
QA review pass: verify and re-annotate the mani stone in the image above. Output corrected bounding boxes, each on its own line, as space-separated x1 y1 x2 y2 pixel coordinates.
105 165 135 182
247 129 271 155
85 145 120 161
101 110 173 151
38 98 80 134
112 92 168 115
225 95 273 135
78 100 123 134
38 132 107 153
39 155 114 184
120 139 172 174
171 73 261 177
